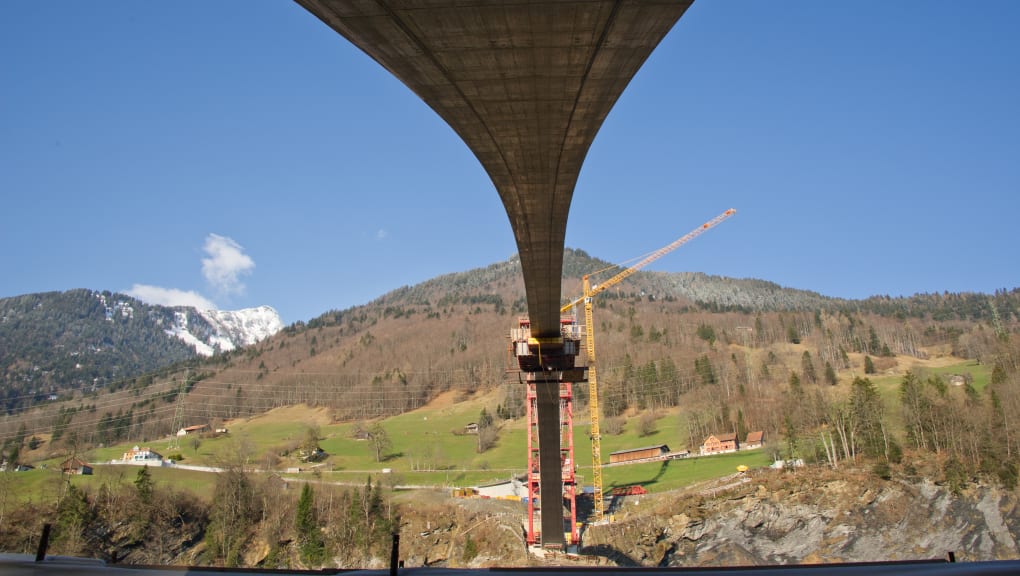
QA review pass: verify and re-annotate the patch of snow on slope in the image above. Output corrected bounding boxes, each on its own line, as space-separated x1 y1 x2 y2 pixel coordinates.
200 306 284 347
166 306 283 357
167 311 215 356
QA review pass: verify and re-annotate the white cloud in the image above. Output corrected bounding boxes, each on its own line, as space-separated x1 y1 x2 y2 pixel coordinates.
127 284 217 310
377 229 388 240
202 233 255 296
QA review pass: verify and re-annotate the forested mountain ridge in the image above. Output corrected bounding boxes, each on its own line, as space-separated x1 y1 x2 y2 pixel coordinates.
2 249 1018 461
0 290 282 412
0 290 201 409
357 249 841 316
355 249 1020 322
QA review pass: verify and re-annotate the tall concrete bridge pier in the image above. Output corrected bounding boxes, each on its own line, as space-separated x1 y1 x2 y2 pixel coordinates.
296 0 692 546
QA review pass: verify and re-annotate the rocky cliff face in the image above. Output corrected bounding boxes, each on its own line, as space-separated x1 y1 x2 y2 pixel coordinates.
582 470 1020 567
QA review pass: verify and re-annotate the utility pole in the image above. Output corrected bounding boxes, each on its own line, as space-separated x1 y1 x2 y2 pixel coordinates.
168 370 188 451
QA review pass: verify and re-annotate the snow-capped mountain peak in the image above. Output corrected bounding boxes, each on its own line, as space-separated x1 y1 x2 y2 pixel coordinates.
166 306 283 356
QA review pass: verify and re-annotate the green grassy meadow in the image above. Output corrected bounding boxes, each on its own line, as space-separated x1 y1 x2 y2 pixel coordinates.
867 360 990 436
926 361 990 391
2 463 218 506
12 394 768 502
17 360 984 504
603 450 772 492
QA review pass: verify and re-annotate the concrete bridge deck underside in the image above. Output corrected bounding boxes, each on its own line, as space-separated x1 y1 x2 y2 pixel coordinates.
295 0 692 546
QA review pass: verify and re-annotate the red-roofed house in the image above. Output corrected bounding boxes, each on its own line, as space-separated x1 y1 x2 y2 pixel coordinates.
744 431 765 450
700 433 739 455
61 457 93 475
177 424 207 437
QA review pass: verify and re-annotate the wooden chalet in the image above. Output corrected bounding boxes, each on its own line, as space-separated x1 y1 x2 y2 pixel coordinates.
61 457 93 475
700 433 739 455
744 430 765 449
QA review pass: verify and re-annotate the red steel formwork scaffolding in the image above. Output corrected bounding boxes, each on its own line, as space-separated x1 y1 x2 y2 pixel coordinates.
512 314 585 548
524 367 579 546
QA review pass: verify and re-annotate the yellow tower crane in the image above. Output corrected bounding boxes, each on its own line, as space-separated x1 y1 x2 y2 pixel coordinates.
560 208 736 523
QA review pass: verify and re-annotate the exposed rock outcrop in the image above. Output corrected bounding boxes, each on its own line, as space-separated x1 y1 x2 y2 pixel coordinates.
583 469 1019 567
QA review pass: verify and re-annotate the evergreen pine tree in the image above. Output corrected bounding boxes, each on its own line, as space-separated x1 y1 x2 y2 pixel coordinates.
134 465 153 502
736 409 748 441
801 351 817 384
695 354 716 386
787 324 800 344
54 483 91 553
824 362 837 386
296 483 325 566
864 355 876 374
868 326 881 354
478 408 493 430
789 372 802 397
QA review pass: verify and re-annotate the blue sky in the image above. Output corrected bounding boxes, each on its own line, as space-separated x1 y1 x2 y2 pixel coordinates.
2 1 1018 325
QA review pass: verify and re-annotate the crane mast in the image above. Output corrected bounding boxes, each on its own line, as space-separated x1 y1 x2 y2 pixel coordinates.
582 275 605 521
564 208 736 524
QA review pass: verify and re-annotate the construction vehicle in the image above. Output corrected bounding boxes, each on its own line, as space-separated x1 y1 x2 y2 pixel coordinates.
561 208 736 523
